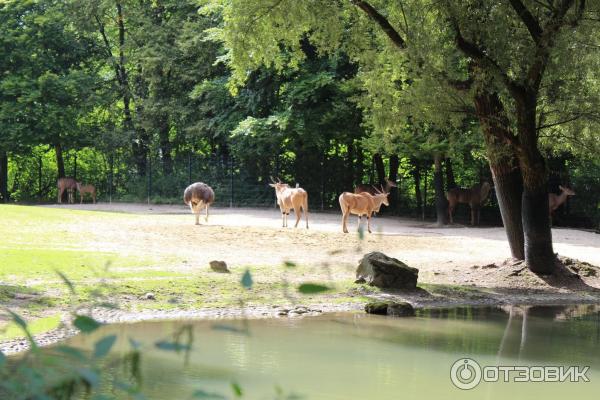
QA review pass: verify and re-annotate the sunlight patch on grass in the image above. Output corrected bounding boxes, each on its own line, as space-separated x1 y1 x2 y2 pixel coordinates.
0 314 62 341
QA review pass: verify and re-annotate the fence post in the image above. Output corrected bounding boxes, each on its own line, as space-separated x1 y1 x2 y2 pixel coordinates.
108 152 114 204
147 154 152 205
188 152 192 185
38 155 43 201
229 155 233 208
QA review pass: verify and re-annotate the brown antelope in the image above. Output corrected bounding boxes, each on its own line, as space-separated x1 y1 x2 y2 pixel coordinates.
339 189 389 233
354 179 397 196
549 185 575 216
269 178 309 228
76 183 97 204
184 182 215 225
57 177 78 204
446 182 491 226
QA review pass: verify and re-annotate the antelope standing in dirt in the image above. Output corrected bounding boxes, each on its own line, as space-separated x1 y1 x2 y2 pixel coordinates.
446 182 491 226
549 185 575 216
339 189 389 233
57 177 78 204
269 178 309 228
354 179 396 196
183 182 215 225
76 183 97 204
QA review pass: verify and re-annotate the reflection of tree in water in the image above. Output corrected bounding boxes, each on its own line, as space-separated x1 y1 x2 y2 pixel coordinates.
495 305 600 366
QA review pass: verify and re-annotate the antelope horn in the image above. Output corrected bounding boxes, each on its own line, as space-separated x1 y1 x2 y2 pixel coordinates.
270 176 277 184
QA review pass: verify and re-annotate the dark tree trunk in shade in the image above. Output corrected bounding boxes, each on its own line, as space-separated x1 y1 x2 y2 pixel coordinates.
55 143 66 179
517 95 554 273
388 154 400 212
433 154 448 225
474 91 525 260
0 151 8 203
373 153 386 186
411 159 422 217
445 158 456 189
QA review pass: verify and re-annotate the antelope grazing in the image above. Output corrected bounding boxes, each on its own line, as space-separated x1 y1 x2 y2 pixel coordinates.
57 177 78 204
183 182 215 225
339 190 390 233
446 182 491 225
76 183 96 204
354 179 397 196
269 178 309 228
549 185 575 215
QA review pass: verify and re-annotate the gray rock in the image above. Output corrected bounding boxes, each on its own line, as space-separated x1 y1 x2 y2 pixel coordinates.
364 301 389 315
387 302 415 317
142 292 156 300
209 260 230 273
356 252 418 289
365 301 415 317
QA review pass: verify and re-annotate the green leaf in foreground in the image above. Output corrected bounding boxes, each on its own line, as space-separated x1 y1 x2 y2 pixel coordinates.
241 269 253 289
94 334 117 358
73 315 102 333
297 283 331 294
192 389 227 399
231 382 243 397
0 350 5 367
56 270 76 294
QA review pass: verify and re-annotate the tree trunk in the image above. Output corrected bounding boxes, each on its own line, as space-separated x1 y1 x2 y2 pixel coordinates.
445 157 456 189
346 140 355 189
0 151 8 203
433 154 448 225
55 143 66 179
411 159 422 217
373 153 386 186
388 154 400 212
473 91 525 260
516 96 555 274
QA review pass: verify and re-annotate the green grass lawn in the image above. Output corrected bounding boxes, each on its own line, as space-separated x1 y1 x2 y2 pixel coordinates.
0 205 355 342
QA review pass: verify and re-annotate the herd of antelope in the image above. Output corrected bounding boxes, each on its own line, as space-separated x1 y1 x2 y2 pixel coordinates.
58 176 576 232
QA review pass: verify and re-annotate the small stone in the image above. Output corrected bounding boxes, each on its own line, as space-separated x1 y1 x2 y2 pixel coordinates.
481 263 498 269
365 302 389 315
354 277 367 284
387 302 415 317
142 292 156 300
209 260 230 273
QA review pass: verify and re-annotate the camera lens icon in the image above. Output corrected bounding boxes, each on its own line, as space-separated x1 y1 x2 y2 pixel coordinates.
450 358 482 390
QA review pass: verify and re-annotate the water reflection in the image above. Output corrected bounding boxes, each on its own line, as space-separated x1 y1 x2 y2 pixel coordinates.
61 305 600 400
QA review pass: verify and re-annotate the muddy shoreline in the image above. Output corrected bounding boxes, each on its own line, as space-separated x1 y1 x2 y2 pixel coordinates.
4 289 600 355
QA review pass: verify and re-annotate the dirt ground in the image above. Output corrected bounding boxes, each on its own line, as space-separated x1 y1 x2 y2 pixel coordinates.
43 202 600 285
2 203 599 354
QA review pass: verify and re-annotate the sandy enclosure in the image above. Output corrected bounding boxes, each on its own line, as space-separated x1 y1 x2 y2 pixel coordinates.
42 203 600 285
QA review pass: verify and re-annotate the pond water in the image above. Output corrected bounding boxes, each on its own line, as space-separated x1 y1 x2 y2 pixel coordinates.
66 305 600 400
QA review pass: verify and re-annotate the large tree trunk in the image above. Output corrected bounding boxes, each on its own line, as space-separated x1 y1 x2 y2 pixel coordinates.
516 96 554 274
0 151 8 203
55 143 66 179
445 157 456 189
388 154 400 212
411 158 422 217
433 154 448 225
474 91 525 260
